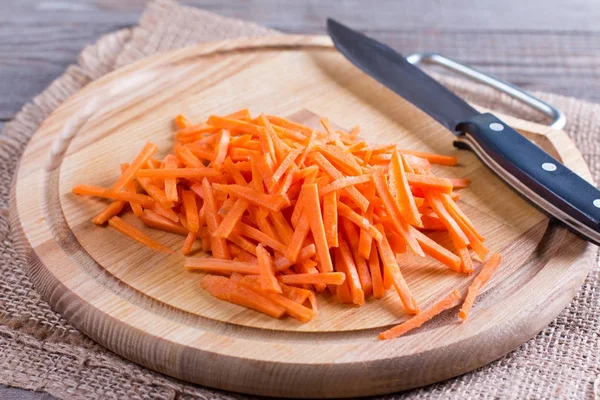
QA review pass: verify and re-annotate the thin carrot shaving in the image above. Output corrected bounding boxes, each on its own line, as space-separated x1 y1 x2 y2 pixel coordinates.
459 253 502 320
108 216 172 254
74 110 496 334
379 289 461 340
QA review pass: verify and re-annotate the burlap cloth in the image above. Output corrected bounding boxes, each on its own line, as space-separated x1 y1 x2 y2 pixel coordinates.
1 1 598 398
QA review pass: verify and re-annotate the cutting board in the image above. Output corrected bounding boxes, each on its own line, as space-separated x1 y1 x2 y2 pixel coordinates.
10 36 595 398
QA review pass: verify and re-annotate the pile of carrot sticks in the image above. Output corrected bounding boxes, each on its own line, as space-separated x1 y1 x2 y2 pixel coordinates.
72 109 501 339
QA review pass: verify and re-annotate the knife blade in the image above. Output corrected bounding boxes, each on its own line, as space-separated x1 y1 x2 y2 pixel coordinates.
327 18 600 246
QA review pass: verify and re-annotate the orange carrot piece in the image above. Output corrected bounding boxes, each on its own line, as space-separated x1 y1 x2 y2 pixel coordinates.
225 108 252 120
233 222 288 254
400 149 458 166
257 244 282 294
272 148 301 183
420 215 448 231
319 174 372 196
182 232 197 255
213 198 249 238
202 178 230 259
119 163 145 217
285 213 310 262
379 289 461 340
163 155 179 202
174 143 204 168
208 115 264 136
223 157 247 185
368 245 385 299
410 227 462 272
449 178 471 189
266 115 317 137
213 184 286 212
389 150 422 227
136 177 174 209
337 202 383 243
92 200 126 225
213 129 231 166
316 145 363 176
274 244 316 271
136 168 218 179
174 114 192 129
372 171 424 256
336 237 366 305
376 225 419 314
185 258 259 274
201 275 285 319
426 192 469 247
269 211 295 245
440 194 485 242
111 142 158 192
323 191 339 248
72 185 154 208
186 143 215 161
357 204 374 259
340 218 373 297
406 173 453 194
108 216 172 254
278 272 346 286
459 253 502 320
302 184 334 273
181 190 199 233
139 210 188 236
151 202 179 223
309 152 369 212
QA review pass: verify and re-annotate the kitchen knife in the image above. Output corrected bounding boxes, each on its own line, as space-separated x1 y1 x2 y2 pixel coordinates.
327 19 600 246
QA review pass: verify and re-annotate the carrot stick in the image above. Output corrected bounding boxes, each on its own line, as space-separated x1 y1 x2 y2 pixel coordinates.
223 157 247 185
278 272 346 286
201 275 285 318
323 191 339 248
174 143 204 168
181 190 199 233
257 244 282 294
208 115 264 136
340 218 373 296
151 202 179 223
202 178 230 259
399 149 458 166
368 245 385 299
275 244 316 271
182 232 197 255
285 213 310 262
139 210 188 236
111 142 157 192
440 194 485 242
119 163 145 217
459 253 502 320
72 185 154 208
163 155 179 202
389 150 422 227
336 237 365 305
379 289 461 340
337 202 383 243
185 258 259 274
213 129 231 166
174 114 192 129
108 216 172 254
233 222 288 254
410 226 462 272
316 145 363 176
136 168 219 179
92 200 126 225
213 184 286 212
319 174 372 196
272 148 301 183
301 184 334 273
266 115 318 137
213 198 249 238
376 224 419 314
426 192 469 247
449 178 471 189
372 170 423 256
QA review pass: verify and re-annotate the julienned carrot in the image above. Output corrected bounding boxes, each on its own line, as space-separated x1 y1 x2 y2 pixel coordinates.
72 185 154 208
449 178 470 189
185 257 259 274
92 200 126 225
108 216 172 254
379 289 462 340
213 198 249 238
459 253 502 320
201 275 285 318
323 191 339 248
75 110 495 334
257 244 282 293
136 168 219 179
111 142 158 192
302 184 334 273
278 272 346 286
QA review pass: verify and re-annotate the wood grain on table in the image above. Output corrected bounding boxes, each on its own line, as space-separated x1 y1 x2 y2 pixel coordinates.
2 0 600 398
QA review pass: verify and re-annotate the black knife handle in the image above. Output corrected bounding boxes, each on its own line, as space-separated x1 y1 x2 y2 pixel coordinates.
454 113 600 245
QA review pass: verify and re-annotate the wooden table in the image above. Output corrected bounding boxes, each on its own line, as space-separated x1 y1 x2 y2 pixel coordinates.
2 1 599 398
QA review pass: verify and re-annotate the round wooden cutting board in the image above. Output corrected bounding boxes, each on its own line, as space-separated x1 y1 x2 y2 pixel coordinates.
10 36 596 398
